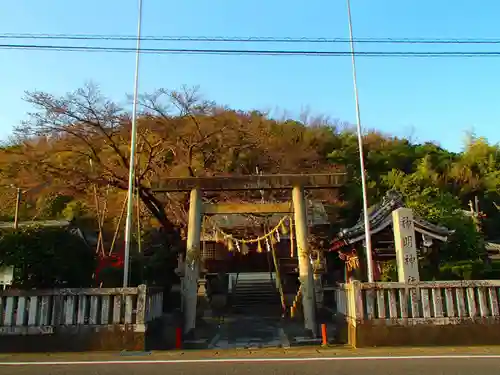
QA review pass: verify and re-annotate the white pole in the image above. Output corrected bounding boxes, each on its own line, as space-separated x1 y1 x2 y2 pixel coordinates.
346 0 374 282
123 0 144 287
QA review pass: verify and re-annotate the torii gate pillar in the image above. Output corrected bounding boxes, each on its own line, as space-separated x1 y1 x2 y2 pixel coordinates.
292 185 317 336
183 188 202 335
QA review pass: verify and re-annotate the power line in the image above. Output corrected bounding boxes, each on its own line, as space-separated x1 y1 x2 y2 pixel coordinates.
2 33 500 45
1 43 500 57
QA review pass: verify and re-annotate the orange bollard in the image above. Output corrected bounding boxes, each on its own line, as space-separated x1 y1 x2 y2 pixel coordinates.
321 323 328 346
175 327 182 349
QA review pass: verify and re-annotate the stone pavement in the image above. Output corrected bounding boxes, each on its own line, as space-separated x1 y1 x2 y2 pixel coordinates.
208 316 289 349
192 312 332 350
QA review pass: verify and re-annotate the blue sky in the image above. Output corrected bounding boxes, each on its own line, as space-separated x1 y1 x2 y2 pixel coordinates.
1 0 499 152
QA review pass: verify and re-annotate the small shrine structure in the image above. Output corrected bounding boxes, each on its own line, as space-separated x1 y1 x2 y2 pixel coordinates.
330 190 455 282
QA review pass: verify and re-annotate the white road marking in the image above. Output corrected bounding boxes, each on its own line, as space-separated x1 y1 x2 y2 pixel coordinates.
1 355 500 366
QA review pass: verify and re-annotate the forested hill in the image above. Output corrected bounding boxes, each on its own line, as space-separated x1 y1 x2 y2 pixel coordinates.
0 84 498 259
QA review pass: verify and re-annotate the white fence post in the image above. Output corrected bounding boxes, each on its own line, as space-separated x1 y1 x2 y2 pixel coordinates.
354 281 500 324
0 285 156 336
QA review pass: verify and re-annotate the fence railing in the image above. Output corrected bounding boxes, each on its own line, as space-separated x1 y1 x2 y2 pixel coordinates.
0 284 164 335
334 286 348 316
145 287 164 322
335 280 500 325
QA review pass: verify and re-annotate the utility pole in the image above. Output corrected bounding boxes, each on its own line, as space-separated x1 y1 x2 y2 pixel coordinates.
346 0 374 282
14 188 21 230
123 0 144 287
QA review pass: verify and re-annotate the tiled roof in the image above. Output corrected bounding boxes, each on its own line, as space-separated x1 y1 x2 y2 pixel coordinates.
333 190 454 245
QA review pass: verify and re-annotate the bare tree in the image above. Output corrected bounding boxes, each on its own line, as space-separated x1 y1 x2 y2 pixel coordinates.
16 83 176 234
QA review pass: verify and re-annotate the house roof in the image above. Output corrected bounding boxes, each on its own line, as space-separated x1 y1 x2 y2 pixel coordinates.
331 190 455 249
0 219 72 229
486 240 500 253
0 220 92 248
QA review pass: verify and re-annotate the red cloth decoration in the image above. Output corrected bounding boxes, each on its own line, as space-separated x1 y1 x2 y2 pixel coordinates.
95 251 125 283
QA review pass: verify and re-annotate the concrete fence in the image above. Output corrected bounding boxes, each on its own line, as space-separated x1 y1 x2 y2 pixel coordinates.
145 287 164 323
335 280 500 347
0 285 164 352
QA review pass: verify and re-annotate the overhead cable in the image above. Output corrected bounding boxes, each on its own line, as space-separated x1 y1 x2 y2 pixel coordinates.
1 43 500 57
2 33 500 45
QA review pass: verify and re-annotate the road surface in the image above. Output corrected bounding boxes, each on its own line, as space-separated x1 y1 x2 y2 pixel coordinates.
1 356 499 375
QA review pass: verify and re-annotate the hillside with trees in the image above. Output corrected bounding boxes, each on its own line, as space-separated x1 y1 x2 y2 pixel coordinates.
0 83 499 286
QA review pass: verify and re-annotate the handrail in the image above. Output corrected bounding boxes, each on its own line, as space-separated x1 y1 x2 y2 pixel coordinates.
233 272 240 293
223 272 239 324
228 272 240 304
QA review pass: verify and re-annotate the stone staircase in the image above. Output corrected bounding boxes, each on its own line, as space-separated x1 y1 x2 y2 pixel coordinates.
230 272 281 316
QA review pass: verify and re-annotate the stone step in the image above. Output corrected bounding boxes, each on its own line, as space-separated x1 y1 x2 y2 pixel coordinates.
235 272 275 280
234 284 276 289
232 298 279 303
233 282 276 289
232 294 280 300
233 289 278 294
234 280 275 284
182 338 209 350
232 296 278 302
231 299 281 306
231 306 283 315
233 290 276 295
291 337 322 347
232 306 281 311
232 293 280 299
231 278 281 311
233 291 278 296
233 290 278 295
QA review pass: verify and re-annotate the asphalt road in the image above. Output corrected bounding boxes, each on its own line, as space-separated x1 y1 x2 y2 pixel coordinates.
1 357 500 375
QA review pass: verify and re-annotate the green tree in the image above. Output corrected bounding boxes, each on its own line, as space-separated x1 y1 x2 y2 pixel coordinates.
2 82 500 274
383 165 484 262
0 226 96 288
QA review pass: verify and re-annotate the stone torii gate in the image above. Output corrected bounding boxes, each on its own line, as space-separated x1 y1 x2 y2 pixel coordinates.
154 173 345 336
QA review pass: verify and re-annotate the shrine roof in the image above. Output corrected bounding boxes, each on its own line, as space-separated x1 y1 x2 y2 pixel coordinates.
331 190 455 249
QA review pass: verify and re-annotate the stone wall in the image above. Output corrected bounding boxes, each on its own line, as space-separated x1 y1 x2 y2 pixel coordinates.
334 280 500 348
0 285 166 352
341 318 500 347
0 325 146 353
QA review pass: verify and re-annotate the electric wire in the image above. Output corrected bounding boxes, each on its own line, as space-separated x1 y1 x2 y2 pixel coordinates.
2 43 500 57
2 33 500 45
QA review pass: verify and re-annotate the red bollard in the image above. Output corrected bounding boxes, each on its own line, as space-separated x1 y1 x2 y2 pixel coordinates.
175 327 183 349
321 323 328 346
